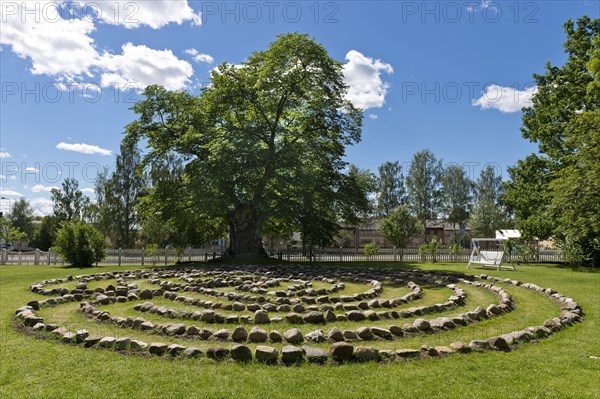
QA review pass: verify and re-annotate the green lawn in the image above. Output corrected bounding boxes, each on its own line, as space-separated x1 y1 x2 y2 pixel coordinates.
1 262 599 399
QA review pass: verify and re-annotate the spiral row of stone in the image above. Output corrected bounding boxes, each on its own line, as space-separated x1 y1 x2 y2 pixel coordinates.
13 265 583 365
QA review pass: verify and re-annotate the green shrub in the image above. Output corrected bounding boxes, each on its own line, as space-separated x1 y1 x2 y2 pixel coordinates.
52 221 106 267
364 242 379 258
427 237 443 263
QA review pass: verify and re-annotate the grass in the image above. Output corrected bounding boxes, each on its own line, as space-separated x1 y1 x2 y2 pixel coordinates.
0 261 599 399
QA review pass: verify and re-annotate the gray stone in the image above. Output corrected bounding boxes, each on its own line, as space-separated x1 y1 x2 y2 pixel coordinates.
230 345 253 362
285 312 303 324
199 328 213 340
303 311 325 324
83 335 102 347
371 327 392 339
165 324 186 335
254 310 270 324
486 304 503 316
301 346 328 364
324 310 337 322
206 347 230 360
389 325 404 337
140 321 154 331
231 326 248 342
269 330 283 343
98 336 116 348
469 340 491 350
61 332 76 342
364 310 380 321
284 328 304 344
329 342 354 362
396 349 420 358
413 318 431 331
305 329 326 343
114 337 130 350
356 326 373 340
354 346 379 361
149 342 168 355
213 329 232 340
450 341 471 353
488 336 511 351
255 346 278 364
342 330 358 340
201 310 215 323
281 345 304 365
186 325 200 336
96 294 111 305
130 340 148 350
248 327 268 342
327 327 344 342
346 310 366 321
183 347 202 357
168 344 186 355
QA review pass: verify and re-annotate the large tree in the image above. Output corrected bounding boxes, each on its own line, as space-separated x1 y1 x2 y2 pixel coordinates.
471 165 508 237
405 149 443 237
8 198 34 237
51 178 89 222
441 164 473 241
380 205 421 261
126 33 363 256
95 141 147 248
376 161 405 217
503 17 600 266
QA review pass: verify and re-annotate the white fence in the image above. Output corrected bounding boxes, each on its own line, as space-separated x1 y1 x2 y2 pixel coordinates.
0 247 225 266
268 247 565 263
0 246 563 266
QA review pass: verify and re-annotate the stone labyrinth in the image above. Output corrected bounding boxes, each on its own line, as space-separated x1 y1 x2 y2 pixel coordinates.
15 264 583 365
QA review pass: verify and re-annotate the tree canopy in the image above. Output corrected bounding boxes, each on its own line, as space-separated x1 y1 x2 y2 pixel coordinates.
8 198 34 238
376 161 405 217
125 33 364 256
405 149 443 235
503 16 600 266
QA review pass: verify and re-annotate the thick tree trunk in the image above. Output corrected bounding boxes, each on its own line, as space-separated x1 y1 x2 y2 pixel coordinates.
226 204 267 257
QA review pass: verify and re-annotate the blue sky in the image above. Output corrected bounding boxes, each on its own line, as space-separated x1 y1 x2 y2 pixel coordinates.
1 0 599 215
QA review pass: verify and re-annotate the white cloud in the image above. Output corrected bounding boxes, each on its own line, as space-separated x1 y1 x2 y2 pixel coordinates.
0 189 21 197
81 188 95 194
99 43 194 91
0 152 11 158
185 48 214 64
0 3 194 91
368 114 378 120
0 174 17 182
56 142 112 155
25 167 39 173
467 0 495 13
31 184 59 193
343 50 393 110
83 1 201 29
472 85 537 113
29 197 54 216
0 1 99 77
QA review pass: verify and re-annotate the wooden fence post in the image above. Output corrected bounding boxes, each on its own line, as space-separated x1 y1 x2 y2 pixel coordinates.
141 248 145 266
34 249 40 265
118 248 122 267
